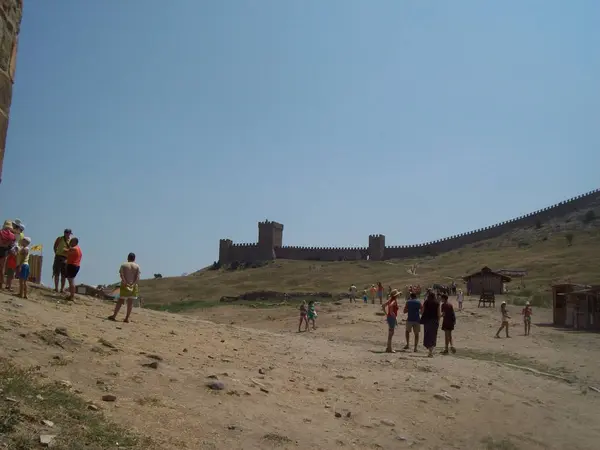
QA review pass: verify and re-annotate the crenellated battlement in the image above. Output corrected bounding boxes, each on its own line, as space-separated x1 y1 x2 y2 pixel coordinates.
218 189 600 264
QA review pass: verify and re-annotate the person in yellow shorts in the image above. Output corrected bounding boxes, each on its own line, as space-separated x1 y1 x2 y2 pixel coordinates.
108 252 141 323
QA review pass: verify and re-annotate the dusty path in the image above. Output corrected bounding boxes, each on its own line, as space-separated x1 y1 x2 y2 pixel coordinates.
2 288 600 449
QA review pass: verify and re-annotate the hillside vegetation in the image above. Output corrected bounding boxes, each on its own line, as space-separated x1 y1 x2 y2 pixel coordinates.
140 206 600 308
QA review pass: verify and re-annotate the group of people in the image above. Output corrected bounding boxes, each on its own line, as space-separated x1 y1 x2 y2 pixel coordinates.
383 288 456 357
0 219 31 298
52 228 83 301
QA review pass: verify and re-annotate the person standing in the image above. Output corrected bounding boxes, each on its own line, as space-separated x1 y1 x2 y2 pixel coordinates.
441 294 457 354
522 301 533 336
109 252 141 323
495 301 511 338
382 289 400 353
16 237 31 299
403 292 423 352
349 284 357 303
0 220 16 289
63 237 82 301
53 229 72 293
421 291 441 357
376 282 384 305
457 289 464 311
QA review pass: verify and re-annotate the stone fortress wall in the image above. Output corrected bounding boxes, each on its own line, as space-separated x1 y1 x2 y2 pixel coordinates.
0 0 23 184
218 188 600 264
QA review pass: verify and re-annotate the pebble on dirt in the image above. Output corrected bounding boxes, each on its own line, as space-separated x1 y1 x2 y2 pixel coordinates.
54 327 69 336
102 394 117 402
207 381 225 390
40 434 56 447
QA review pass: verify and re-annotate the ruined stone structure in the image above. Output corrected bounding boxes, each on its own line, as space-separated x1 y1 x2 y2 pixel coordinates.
218 189 600 265
0 0 22 184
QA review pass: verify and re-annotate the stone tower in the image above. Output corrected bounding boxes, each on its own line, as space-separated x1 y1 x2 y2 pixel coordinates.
368 234 386 261
258 220 284 260
218 239 233 265
0 0 23 185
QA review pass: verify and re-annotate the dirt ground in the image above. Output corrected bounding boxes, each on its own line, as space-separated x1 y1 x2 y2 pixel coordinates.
2 287 600 450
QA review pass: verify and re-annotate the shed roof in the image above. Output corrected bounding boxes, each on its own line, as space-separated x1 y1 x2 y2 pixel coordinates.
497 269 527 277
463 266 511 282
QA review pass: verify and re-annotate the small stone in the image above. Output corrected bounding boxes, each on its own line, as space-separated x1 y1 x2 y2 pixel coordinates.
88 404 99 411
101 394 117 402
324 404 331 409
183 348 188 353
143 361 159 369
220 339 225 343
334 412 342 418
41 420 54 427
54 327 68 336
207 381 225 390
207 375 219 379
346 412 351 418
434 392 452 401
59 380 72 388
227 425 238 430
98 338 116 348
36 395 44 401
221 358 232 363
381 419 395 427
488 382 493 386
450 384 461 389
258 368 265 375
5 397 18 403
40 434 56 446
317 387 326 392
147 354 163 361
260 387 269 394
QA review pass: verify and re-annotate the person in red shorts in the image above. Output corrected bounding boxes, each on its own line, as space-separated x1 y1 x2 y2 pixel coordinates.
382 289 400 353
64 237 82 301
4 247 17 291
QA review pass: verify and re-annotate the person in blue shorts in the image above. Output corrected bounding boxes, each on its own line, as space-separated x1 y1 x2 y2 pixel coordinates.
403 292 423 352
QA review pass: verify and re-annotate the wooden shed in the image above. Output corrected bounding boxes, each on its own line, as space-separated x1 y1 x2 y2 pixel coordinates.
564 286 600 331
463 266 511 296
551 283 585 326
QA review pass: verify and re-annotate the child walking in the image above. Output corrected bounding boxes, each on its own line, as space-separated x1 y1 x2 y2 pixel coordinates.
522 301 532 336
298 300 309 332
495 301 511 338
4 247 17 291
441 294 456 354
457 289 464 311
307 300 317 330
16 237 31 299
363 289 368 304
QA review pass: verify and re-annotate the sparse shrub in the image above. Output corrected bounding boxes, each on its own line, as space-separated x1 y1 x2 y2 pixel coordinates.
209 261 221 270
582 210 597 224
535 219 542 229
229 261 240 271
565 233 574 246
153 273 162 279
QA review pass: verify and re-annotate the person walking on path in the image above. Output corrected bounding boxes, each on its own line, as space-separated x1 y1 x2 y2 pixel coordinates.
53 229 72 293
457 289 464 311
495 301 511 338
382 289 400 353
63 237 82 301
421 291 441 357
403 292 423 352
109 252 141 323
441 294 457 354
349 284 357 303
376 282 384 305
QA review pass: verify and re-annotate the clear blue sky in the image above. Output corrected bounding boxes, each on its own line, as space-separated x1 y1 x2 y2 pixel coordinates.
1 0 598 286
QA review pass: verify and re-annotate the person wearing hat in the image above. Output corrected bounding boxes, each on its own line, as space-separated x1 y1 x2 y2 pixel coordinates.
403 291 423 352
382 289 400 353
521 301 533 336
16 236 31 299
12 219 24 245
53 229 72 293
495 300 511 338
0 220 16 289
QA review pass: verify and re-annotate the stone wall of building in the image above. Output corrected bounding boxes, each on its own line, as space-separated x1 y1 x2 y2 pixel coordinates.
0 0 22 184
218 188 600 264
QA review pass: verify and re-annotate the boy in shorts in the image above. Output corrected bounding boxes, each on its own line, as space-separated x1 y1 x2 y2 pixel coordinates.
403 292 423 352
109 252 141 323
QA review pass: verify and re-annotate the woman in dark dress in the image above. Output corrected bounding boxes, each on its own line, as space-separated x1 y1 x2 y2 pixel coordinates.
420 291 441 357
441 294 456 354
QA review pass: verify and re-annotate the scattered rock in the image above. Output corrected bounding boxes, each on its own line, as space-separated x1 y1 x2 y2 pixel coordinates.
227 425 239 430
41 420 54 427
260 387 270 394
317 387 327 392
5 397 18 403
380 419 395 427
450 384 461 389
54 327 69 336
207 375 219 380
142 361 159 369
183 348 188 353
40 434 56 447
36 395 44 401
434 392 453 402
101 394 117 402
207 381 225 391
58 380 72 389
346 412 352 418
325 404 331 409
98 338 116 349
258 368 265 375
220 339 225 343
221 358 232 363
334 412 342 418
147 354 163 361
88 404 99 411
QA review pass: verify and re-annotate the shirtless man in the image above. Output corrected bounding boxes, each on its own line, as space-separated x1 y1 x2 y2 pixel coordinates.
108 252 141 323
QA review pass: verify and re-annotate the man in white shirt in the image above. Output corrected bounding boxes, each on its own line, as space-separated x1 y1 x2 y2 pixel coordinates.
108 252 141 323
349 285 357 303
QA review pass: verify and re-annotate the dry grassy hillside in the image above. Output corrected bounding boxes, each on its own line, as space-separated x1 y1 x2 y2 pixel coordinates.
140 208 600 308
